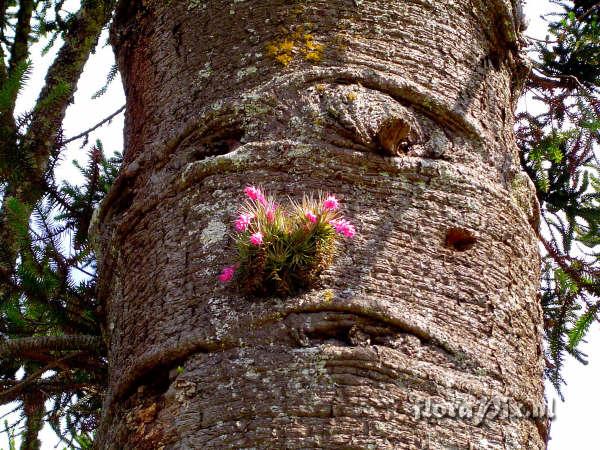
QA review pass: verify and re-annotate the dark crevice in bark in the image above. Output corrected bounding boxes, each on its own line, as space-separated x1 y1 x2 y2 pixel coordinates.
291 321 377 348
119 356 187 407
109 338 230 406
376 117 419 156
192 126 245 159
287 311 418 348
109 182 135 218
445 227 478 252
285 306 450 353
171 22 183 58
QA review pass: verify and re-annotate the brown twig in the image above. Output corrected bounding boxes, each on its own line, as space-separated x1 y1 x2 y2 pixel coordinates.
61 105 125 146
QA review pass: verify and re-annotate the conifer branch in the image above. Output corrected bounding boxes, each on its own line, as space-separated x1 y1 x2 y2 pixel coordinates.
0 0 9 83
8 1 34 74
0 0 115 286
0 353 96 404
0 335 104 359
24 0 115 178
62 105 125 145
0 378 99 406
530 68 587 91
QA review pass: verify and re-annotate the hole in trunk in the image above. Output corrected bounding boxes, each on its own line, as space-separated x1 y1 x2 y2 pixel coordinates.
111 186 135 216
189 127 245 161
201 128 244 156
445 228 477 251
376 117 413 156
121 358 187 404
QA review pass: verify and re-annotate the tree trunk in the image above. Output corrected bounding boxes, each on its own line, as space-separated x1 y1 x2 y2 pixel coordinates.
95 0 546 448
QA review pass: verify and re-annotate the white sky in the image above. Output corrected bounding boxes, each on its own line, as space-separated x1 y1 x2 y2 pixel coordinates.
2 0 599 448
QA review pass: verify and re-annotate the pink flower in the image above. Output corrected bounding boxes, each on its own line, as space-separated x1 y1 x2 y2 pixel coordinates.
323 195 339 211
218 266 236 283
330 219 356 238
250 231 264 246
265 206 275 223
235 213 253 231
244 185 267 204
258 195 268 207
305 211 317 223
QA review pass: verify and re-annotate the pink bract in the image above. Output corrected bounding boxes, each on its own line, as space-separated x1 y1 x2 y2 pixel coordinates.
235 213 253 231
323 195 339 211
331 219 356 238
305 211 317 223
218 266 236 283
244 185 266 205
250 231 264 246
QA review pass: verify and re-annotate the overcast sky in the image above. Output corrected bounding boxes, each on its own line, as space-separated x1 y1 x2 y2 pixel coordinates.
2 0 599 448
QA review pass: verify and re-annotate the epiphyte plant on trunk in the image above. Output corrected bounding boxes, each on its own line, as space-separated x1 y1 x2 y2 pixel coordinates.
218 186 356 297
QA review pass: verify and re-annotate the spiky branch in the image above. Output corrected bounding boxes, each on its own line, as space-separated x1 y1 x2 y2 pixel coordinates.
518 0 600 393
0 1 118 447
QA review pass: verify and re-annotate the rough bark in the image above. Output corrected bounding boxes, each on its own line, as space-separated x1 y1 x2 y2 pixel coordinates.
96 0 546 448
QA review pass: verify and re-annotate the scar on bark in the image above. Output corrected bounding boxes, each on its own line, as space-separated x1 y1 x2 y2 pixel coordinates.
110 178 135 216
290 320 377 348
445 227 477 251
191 126 245 160
119 356 188 408
376 117 418 156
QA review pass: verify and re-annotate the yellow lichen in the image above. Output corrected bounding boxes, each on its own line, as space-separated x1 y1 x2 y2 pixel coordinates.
275 53 294 66
266 39 296 66
323 289 334 303
266 28 325 66
346 91 357 102
304 51 323 62
302 34 324 62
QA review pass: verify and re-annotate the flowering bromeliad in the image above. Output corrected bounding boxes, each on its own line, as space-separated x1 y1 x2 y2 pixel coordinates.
218 186 356 296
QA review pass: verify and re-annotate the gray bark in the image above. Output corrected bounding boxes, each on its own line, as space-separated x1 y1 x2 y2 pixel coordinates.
95 0 546 448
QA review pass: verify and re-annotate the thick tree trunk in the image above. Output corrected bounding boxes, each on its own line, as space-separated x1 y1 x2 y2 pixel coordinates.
96 0 546 448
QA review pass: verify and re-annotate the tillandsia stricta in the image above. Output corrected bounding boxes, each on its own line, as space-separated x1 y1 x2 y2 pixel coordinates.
218 186 356 297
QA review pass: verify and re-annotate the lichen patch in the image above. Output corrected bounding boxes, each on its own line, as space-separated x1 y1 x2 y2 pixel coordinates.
200 220 227 247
